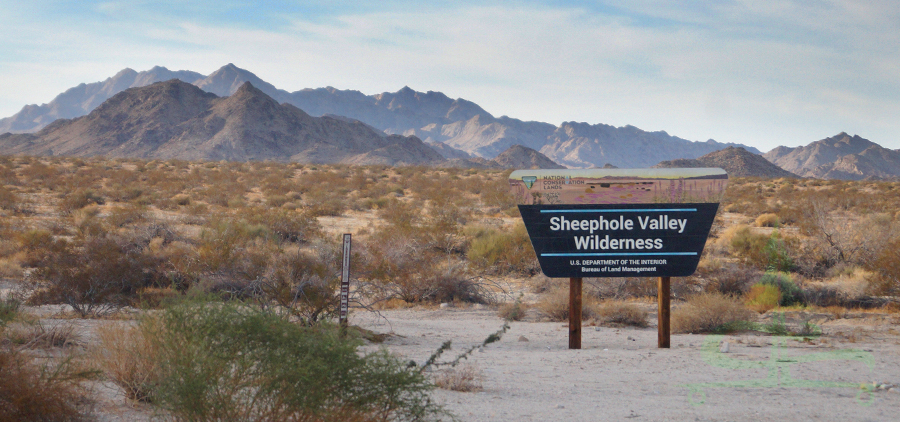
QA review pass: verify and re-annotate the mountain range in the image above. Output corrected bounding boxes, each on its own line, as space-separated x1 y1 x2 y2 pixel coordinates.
763 132 900 180
655 146 799 178
0 64 759 168
3 64 899 179
0 80 565 168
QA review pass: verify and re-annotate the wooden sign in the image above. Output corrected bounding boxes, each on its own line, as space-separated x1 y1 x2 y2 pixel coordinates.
509 168 727 349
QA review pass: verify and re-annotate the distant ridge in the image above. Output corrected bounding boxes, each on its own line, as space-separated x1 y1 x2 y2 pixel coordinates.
0 80 443 165
764 133 900 180
1 64 761 168
0 66 203 133
655 146 799 178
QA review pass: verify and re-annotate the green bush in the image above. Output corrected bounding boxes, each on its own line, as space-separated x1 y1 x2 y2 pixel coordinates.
757 272 803 306
0 297 20 326
144 300 445 421
465 224 539 276
745 283 781 313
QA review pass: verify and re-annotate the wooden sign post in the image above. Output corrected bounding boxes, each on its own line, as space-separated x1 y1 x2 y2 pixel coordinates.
658 276 671 348
569 277 583 349
509 169 727 350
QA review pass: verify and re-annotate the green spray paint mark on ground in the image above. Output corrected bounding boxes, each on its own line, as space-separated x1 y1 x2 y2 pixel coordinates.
683 334 875 406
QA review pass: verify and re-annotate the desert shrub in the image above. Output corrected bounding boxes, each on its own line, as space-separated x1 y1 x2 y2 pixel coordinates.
5 321 80 349
725 225 795 271
0 349 95 421
144 300 445 421
305 189 347 217
171 193 191 206
239 206 321 243
757 272 803 306
256 245 341 326
0 185 20 210
362 234 489 304
27 235 151 317
58 189 105 214
697 260 760 296
534 286 597 321
497 296 528 321
131 287 179 309
92 322 160 402
589 277 657 299
671 292 755 333
465 224 539 276
745 283 781 313
0 297 21 326
801 284 848 308
106 204 147 228
867 236 900 296
593 301 648 327
755 213 780 227
432 364 483 392
196 217 272 276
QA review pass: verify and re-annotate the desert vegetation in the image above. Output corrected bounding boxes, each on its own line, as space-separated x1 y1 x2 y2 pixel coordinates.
1 157 900 418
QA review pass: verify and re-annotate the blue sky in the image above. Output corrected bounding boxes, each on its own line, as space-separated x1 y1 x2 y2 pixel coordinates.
2 0 898 151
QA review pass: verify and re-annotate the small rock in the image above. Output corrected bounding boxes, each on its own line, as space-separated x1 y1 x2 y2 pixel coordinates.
556 404 565 409
518 335 529 342
594 327 601 331
439 303 452 309
719 341 730 353
627 336 633 341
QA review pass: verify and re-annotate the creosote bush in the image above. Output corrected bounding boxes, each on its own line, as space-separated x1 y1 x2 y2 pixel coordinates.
672 292 755 333
142 300 445 421
757 271 803 306
745 283 781 313
593 301 648 327
0 349 96 421
535 286 597 321
92 322 160 402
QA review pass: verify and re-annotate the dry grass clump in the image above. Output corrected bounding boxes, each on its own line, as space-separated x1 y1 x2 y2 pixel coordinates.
745 283 781 313
91 322 159 402
534 286 597 321
0 349 95 421
465 223 539 276
593 300 648 327
672 292 755 333
432 364 483 392
755 213 780 227
497 299 528 321
695 259 760 296
4 321 80 349
589 277 657 299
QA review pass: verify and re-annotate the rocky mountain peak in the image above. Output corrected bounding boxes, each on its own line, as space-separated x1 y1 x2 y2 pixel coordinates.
655 146 798 178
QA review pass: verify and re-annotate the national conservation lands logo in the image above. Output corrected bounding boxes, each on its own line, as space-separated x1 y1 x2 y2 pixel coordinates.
522 175 537 189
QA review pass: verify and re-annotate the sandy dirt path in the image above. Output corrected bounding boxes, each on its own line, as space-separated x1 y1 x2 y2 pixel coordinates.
354 308 900 422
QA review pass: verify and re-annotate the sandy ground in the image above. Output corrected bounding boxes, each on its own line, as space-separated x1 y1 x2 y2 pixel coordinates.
10 302 900 422
353 307 900 422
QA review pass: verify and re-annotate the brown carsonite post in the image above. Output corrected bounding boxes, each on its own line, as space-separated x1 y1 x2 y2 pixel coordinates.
569 277 582 349
658 276 671 348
